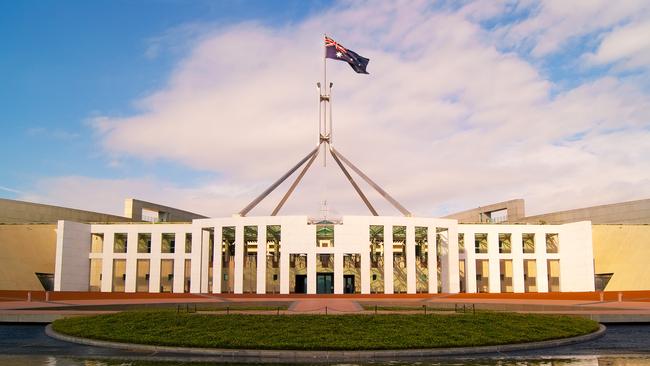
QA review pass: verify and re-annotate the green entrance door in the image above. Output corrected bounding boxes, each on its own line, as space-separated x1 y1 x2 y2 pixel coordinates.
344 274 355 294
316 273 334 294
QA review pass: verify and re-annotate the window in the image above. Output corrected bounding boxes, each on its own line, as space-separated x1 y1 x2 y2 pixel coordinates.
161 233 175 253
458 233 465 254
91 233 103 253
137 233 151 253
114 233 127 253
498 233 511 254
522 233 535 253
185 233 192 253
546 233 559 253
316 224 334 247
474 233 488 253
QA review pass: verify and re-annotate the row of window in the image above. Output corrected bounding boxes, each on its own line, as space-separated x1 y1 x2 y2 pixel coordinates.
91 233 192 254
459 233 559 254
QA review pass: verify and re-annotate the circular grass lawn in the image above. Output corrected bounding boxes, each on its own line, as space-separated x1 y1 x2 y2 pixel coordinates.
52 311 599 350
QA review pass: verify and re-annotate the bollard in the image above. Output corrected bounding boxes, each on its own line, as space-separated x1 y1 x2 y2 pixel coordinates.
226 306 230 315
618 292 623 302
277 307 280 315
473 304 476 315
45 291 50 302
599 292 604 302
27 292 31 302
454 303 457 313
325 306 328 315
423 304 427 315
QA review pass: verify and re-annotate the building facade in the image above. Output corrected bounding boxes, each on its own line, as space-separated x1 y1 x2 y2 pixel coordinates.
54 216 595 294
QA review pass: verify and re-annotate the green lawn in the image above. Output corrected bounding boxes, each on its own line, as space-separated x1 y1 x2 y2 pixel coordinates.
52 311 599 350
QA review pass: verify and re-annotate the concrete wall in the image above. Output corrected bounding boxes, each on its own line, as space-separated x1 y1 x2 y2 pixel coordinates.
521 198 650 224
0 224 56 290
124 198 206 222
0 198 131 224
444 199 525 223
54 221 92 291
592 224 650 291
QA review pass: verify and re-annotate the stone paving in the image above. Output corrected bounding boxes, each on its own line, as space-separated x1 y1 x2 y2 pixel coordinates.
2 290 650 322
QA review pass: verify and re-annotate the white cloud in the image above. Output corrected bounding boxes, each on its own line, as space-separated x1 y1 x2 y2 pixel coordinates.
586 20 650 70
25 0 650 218
493 0 650 57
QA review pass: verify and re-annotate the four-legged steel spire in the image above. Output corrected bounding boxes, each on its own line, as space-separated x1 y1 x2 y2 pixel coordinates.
238 36 411 217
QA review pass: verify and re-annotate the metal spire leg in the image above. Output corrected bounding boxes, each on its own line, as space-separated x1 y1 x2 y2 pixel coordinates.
239 144 321 217
328 143 378 216
330 146 412 217
271 145 320 216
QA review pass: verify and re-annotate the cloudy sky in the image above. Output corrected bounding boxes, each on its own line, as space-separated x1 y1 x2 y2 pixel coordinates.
1 0 650 218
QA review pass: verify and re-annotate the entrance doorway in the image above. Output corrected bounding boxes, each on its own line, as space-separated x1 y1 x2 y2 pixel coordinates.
344 274 355 294
294 274 307 293
316 273 334 294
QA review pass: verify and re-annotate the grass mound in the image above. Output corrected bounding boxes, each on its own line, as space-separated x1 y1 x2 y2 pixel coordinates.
52 311 599 350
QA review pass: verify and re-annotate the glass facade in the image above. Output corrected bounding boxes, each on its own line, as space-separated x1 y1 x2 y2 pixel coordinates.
136 259 150 292
91 233 103 253
369 225 384 293
243 226 257 293
289 254 307 294
415 226 428 293
112 259 126 292
523 233 535 253
160 259 174 292
524 259 537 292
343 254 361 293
161 233 175 253
476 259 489 293
266 225 281 294
392 226 407 293
89 258 102 292
137 233 151 253
114 233 127 253
221 227 234 293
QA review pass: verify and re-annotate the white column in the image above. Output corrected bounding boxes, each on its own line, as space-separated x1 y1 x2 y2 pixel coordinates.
172 232 185 293
280 251 290 294
125 232 138 293
307 252 317 294
149 232 162 293
465 230 477 293
212 226 222 294
101 230 114 292
234 225 244 294
190 226 203 293
427 226 437 294
511 231 524 293
256 225 267 294
199 229 210 293
406 225 416 294
535 230 549 292
446 224 460 293
334 253 344 294
487 232 500 293
361 245 370 294
384 225 394 294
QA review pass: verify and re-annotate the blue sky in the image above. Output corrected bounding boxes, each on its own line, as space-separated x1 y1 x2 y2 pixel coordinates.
1 1 649 217
0 0 330 193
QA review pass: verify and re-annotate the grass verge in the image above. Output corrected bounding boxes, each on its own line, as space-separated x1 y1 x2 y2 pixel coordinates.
52 311 599 350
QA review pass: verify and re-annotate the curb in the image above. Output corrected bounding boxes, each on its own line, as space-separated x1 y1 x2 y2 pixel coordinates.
45 324 606 362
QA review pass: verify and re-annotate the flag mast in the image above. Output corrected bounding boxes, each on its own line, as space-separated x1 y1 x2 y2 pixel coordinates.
238 35 412 217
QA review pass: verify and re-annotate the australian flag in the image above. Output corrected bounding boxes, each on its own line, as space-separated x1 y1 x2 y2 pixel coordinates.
325 36 369 74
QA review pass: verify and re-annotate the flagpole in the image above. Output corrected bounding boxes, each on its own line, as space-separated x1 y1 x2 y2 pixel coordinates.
323 33 328 167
